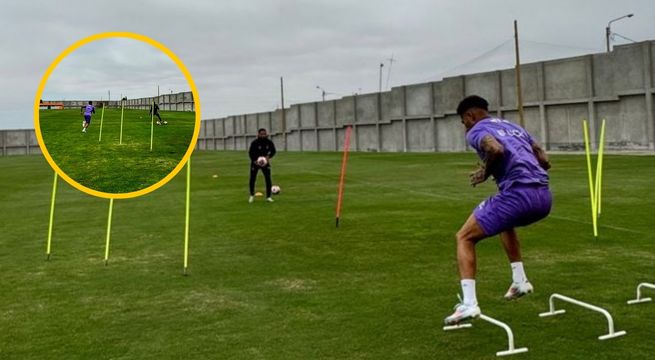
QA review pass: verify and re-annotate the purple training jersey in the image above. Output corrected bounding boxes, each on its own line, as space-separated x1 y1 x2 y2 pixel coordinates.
83 104 94 116
466 117 548 191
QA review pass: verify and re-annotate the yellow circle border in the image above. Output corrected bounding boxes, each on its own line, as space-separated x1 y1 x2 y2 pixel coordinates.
34 32 200 199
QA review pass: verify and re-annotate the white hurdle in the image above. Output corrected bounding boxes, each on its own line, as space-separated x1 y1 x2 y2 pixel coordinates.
627 282 655 305
443 313 528 357
539 293 626 340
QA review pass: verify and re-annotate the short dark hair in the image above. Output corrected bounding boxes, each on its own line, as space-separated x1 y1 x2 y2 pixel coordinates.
457 95 488 116
88 101 93 105
258 128 267 133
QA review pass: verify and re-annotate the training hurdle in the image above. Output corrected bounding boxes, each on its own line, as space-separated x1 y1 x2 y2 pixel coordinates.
539 293 626 340
443 313 528 357
627 283 655 305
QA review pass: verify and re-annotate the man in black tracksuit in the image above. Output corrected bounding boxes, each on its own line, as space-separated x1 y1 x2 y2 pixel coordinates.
248 128 276 203
150 102 166 125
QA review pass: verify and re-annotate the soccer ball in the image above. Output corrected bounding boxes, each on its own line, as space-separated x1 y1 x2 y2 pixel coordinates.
257 156 268 166
271 185 281 195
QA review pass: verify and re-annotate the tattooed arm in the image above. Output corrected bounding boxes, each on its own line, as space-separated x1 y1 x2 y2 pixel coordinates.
470 135 505 186
531 142 551 170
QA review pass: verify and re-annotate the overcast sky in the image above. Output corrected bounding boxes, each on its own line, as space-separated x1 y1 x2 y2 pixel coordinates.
43 37 189 101
1 0 654 129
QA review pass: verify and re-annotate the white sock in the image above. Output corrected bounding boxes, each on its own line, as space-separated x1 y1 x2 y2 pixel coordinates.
511 261 528 284
460 279 477 306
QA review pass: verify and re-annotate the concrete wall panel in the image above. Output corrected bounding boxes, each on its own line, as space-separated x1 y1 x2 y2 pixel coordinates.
465 72 499 109
440 77 465 113
246 114 258 134
406 84 431 116
300 103 316 128
287 105 300 130
356 125 378 152
437 116 466 152
272 110 283 134
546 103 588 150
597 96 648 148
318 129 335 151
301 130 317 151
501 64 540 107
356 94 378 124
336 127 355 151
406 119 433 152
318 101 335 128
380 121 403 152
336 97 355 126
381 88 403 121
501 107 542 141
286 131 300 151
544 57 588 100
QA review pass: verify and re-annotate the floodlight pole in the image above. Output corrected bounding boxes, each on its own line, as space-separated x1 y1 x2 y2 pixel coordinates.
378 63 384 93
281 77 287 151
514 20 525 129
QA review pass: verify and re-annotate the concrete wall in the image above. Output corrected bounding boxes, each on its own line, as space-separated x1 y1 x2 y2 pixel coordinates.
0 129 40 156
47 91 195 111
199 41 655 152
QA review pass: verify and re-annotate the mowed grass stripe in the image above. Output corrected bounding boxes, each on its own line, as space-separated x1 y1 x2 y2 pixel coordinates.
0 151 653 359
38 109 195 193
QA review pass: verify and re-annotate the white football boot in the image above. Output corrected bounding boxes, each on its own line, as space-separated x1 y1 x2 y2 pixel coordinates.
248 196 254 203
266 197 274 203
444 295 481 325
504 281 534 300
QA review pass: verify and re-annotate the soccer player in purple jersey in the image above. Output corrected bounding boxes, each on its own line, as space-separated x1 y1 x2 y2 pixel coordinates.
81 101 95 133
444 95 552 326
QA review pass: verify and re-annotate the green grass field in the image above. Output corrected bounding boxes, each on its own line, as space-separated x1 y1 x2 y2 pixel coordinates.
38 108 195 193
1 151 654 359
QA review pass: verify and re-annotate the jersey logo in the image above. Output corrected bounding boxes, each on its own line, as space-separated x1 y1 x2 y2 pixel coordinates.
495 129 524 138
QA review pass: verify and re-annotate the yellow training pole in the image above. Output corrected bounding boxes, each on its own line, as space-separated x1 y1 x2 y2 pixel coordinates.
119 100 124 145
582 120 598 238
183 157 191 275
150 100 155 151
596 119 606 217
98 102 105 142
104 198 114 265
46 171 58 260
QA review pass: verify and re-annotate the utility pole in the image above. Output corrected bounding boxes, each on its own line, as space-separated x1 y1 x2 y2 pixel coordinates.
514 20 525 128
378 63 384 93
280 77 287 151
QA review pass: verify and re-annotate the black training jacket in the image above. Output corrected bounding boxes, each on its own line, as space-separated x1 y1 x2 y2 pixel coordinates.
248 137 276 162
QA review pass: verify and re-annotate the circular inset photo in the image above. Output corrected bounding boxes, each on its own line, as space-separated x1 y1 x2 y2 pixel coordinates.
34 32 200 199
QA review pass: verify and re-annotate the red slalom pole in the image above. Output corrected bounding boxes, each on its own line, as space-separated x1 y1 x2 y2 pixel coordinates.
335 125 352 227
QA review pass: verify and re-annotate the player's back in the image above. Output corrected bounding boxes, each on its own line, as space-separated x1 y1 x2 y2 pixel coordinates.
467 117 548 190
83 104 94 115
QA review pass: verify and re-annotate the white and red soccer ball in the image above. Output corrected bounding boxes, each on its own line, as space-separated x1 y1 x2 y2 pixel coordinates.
271 185 281 195
256 156 268 166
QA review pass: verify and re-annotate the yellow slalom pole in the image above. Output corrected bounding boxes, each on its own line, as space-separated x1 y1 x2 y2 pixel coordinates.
596 119 606 217
104 198 114 265
183 157 191 275
46 171 58 260
119 100 124 145
150 100 155 151
582 120 598 238
98 102 105 142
